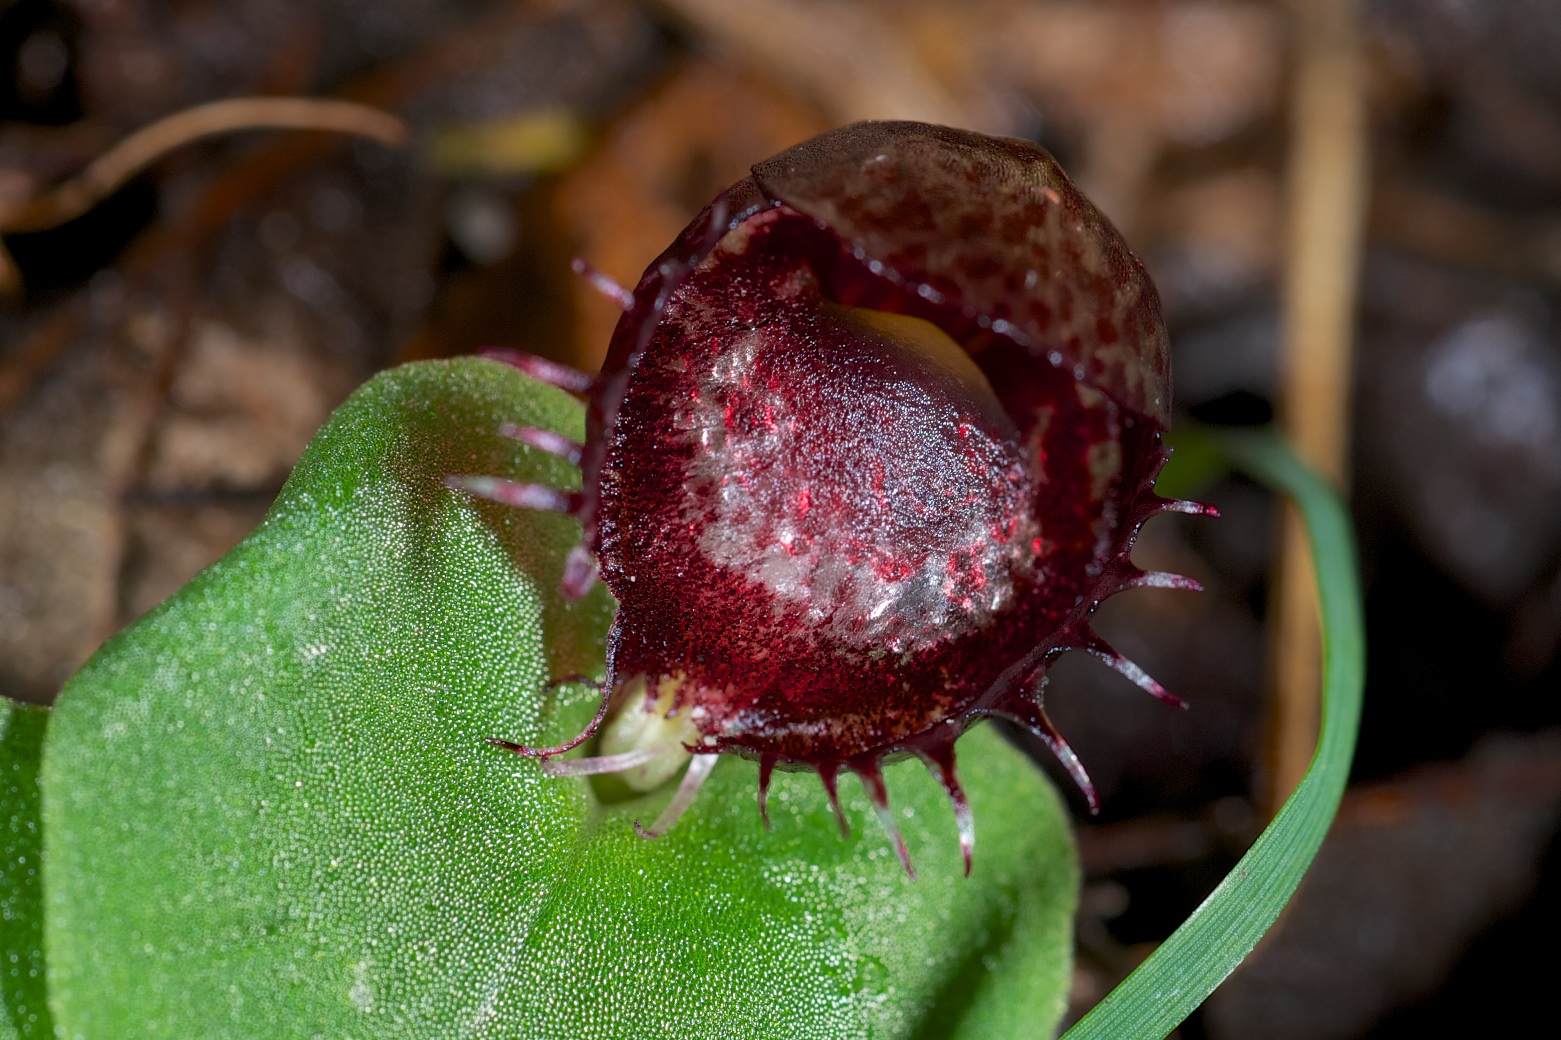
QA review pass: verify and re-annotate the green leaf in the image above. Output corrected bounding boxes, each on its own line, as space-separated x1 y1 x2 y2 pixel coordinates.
41 358 1077 1040
1063 428 1364 1039
0 698 50 1040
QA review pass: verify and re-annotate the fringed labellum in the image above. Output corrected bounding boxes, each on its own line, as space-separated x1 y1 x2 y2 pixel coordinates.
452 121 1211 877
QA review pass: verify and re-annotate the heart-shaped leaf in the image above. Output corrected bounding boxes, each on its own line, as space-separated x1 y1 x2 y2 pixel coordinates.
42 359 1076 1039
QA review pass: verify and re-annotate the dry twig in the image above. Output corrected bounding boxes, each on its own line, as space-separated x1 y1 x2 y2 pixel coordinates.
0 98 407 299
0 97 407 237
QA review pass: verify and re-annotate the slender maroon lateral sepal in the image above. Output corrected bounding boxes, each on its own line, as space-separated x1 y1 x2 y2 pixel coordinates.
917 740 974 877
1081 634 1188 711
1124 571 1205 593
570 256 635 311
480 348 597 395
559 543 599 599
979 697 1100 815
466 121 1213 872
1160 497 1220 518
818 762 850 838
500 424 585 466
757 753 777 830
854 755 916 879
444 475 583 518
486 675 611 759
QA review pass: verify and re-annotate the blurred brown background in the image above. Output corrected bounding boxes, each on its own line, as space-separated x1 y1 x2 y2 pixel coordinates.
1 1 1559 1036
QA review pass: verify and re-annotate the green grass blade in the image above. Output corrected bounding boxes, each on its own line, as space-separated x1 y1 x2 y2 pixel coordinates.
1061 428 1364 1039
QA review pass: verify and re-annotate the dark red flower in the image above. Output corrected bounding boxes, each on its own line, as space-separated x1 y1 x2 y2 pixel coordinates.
453 121 1210 876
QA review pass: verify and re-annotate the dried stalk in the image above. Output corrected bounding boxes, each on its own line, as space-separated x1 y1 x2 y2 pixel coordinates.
1269 0 1370 815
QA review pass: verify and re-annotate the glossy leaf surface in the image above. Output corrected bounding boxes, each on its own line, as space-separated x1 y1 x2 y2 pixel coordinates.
41 359 1075 1040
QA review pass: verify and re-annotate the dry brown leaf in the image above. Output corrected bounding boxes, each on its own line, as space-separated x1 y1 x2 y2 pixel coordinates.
656 0 996 130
